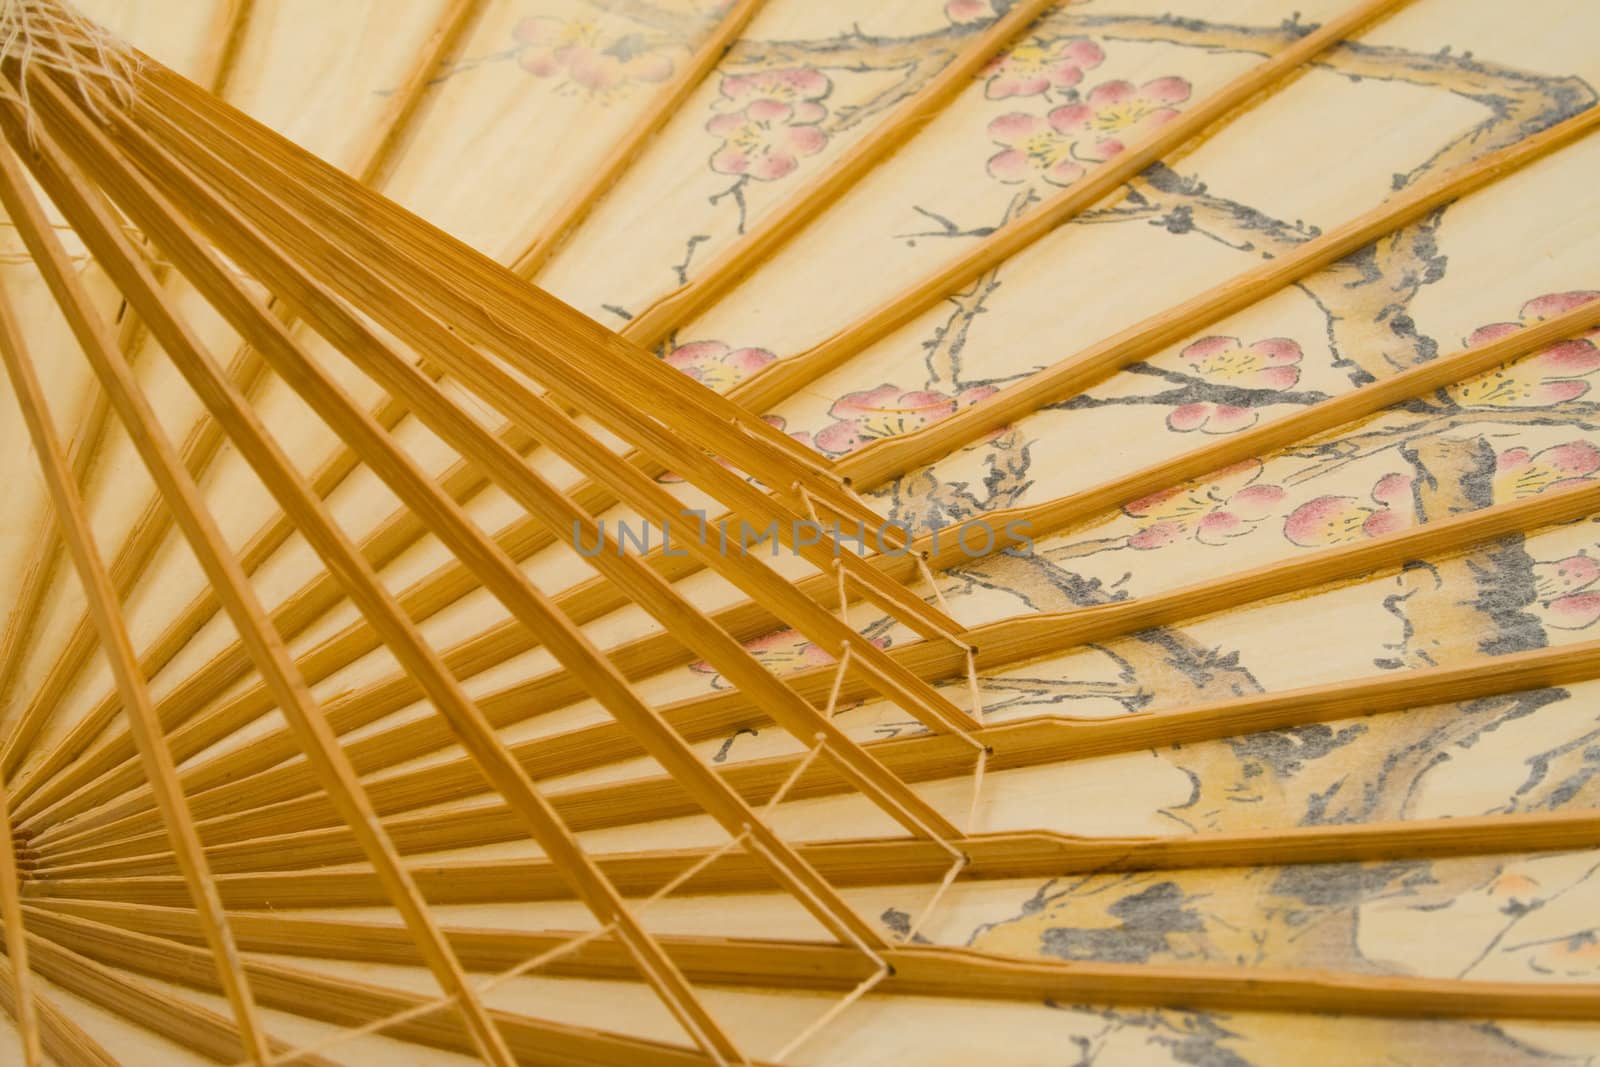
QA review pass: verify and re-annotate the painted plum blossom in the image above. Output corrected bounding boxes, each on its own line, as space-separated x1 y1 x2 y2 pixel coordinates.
1492 441 1600 501
1531 552 1600 631
1122 460 1286 549
1449 291 1600 408
987 77 1191 186
1167 336 1304 434
982 37 1105 99
663 340 776 393
514 18 673 93
945 0 997 24
811 383 997 457
708 69 831 181
1284 472 1414 547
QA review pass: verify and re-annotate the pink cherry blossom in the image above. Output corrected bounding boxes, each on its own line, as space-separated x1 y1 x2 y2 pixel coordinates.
987 76 1190 185
981 36 1104 99
1166 335 1303 434
1531 552 1600 631
663 340 776 392
719 68 831 108
1493 441 1600 501
1451 291 1600 408
985 110 1087 186
1284 472 1414 547
708 69 831 181
514 18 674 92
812 383 997 457
945 0 996 24
1122 460 1286 549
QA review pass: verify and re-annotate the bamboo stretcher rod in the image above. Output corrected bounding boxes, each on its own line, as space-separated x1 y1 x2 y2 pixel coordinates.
51 638 1596 877
48 636 1600 879
28 18 1587 831
10 437 617 832
126 44 921 564
2 0 511 800
0 0 621 811
0 96 523 1067
0 960 119 1067
0 0 501 798
0 780 39 1067
20 928 349 1067
627 0 1406 356
0 385 106 753
29 812 1600 910
834 102 1600 486
348 0 487 187
32 69 885 969
137 58 852 508
0 140 277 1066
26 908 769 1067
134 65 967 654
115 85 964 845
617 0 1062 346
511 0 766 276
125 76 976 752
0 340 275 785
42 900 1600 1025
4 25 553 807
23 77 766 1067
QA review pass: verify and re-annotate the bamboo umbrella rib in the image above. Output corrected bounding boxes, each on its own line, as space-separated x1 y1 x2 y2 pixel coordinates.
21 929 353 1067
40 635 1600 876
28 909 773 1067
347 0 489 188
0 341 274 785
37 901 1600 1026
41 474 1600 868
192 0 256 98
0 389 101 755
26 812 1600 910
0 780 40 1067
511 0 768 276
0 145 274 1066
0 95 524 1067
2 0 267 743
618 0 1063 347
16 79 767 1067
0 959 124 1067
55 637 1586 872
836 103 1600 485
720 0 1410 418
25 66 886 967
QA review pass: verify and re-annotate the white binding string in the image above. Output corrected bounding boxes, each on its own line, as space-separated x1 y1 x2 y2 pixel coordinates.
246 922 617 1066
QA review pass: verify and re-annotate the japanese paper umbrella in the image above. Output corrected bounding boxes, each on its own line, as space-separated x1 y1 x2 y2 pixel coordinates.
0 0 1599 1063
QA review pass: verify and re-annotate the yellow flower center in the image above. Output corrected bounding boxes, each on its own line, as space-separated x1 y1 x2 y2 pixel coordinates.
1092 100 1157 132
